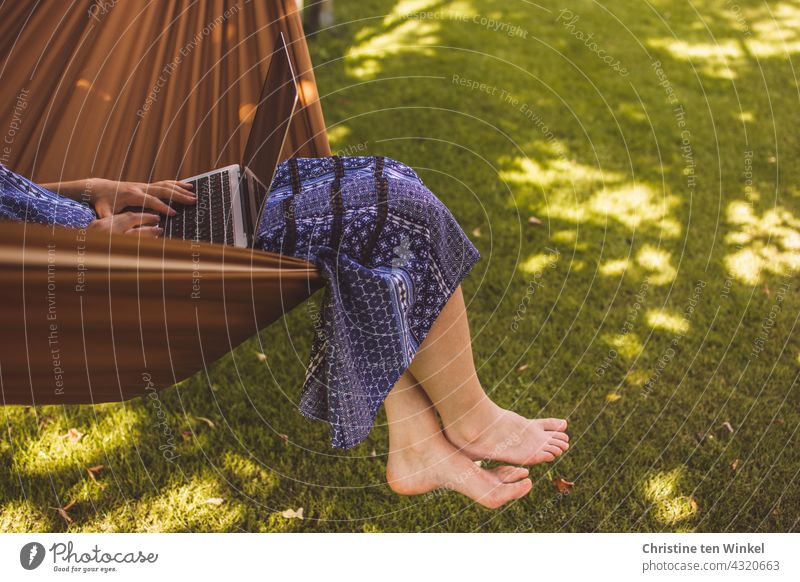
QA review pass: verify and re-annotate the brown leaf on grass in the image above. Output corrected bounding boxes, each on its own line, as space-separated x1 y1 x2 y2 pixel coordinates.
731 458 740 472
606 393 622 402
528 216 542 226
204 497 224 506
196 416 216 429
51 501 76 524
369 449 377 458
516 364 529 373
64 428 83 443
721 421 734 434
689 497 699 512
472 227 482 238
281 507 303 519
255 352 268 362
552 478 575 494
181 429 194 441
86 465 105 482
277 433 289 445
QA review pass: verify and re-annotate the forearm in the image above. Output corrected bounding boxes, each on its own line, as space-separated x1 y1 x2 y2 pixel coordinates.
41 178 96 203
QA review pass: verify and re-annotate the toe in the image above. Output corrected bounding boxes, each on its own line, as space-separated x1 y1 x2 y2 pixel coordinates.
544 444 563 457
549 437 569 452
550 431 570 443
489 465 530 483
543 418 568 431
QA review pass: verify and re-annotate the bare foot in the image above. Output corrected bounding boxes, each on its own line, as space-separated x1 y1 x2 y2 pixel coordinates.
443 400 570 465
386 431 532 509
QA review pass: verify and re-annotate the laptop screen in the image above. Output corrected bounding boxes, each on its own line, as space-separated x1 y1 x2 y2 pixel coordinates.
241 33 298 225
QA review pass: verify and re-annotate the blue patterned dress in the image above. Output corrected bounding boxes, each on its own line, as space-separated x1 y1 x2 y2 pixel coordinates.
0 157 480 449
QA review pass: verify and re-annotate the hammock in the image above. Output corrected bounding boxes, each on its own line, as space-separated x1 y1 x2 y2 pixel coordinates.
0 1 328 405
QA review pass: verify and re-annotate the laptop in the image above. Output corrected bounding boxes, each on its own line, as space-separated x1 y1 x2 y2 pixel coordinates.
164 33 298 247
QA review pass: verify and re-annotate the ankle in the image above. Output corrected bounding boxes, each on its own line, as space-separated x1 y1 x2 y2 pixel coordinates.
442 399 502 443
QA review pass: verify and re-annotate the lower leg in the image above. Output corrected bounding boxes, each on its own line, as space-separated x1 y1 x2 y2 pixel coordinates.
408 286 570 465
384 370 532 509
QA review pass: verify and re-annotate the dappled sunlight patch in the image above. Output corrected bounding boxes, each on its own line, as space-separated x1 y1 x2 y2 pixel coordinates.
600 258 630 276
746 2 800 56
625 369 650 387
637 245 677 285
500 156 618 191
15 405 144 477
724 201 800 285
500 156 680 238
648 38 742 79
0 500 51 532
646 308 690 334
642 467 698 525
345 0 445 79
519 251 559 275
84 475 245 532
551 229 577 243
326 125 352 149
589 185 681 237
725 248 763 285
602 331 644 360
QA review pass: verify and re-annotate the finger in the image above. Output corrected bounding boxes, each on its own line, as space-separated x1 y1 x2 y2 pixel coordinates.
94 200 113 219
162 180 195 191
126 225 163 238
140 193 177 216
150 185 196 205
118 211 160 229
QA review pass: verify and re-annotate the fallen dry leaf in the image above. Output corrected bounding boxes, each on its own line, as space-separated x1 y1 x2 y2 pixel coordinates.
255 352 268 362
204 497 224 506
472 227 482 238
281 507 303 520
606 393 622 402
689 497 699 512
64 428 83 444
181 429 194 441
731 458 740 472
552 478 575 495
516 364 529 373
721 421 734 434
528 216 542 226
52 501 76 525
370 449 377 458
277 433 289 445
196 416 216 429
86 465 105 482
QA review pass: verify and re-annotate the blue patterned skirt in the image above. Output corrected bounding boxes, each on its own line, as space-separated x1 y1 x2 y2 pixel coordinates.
258 156 479 448
0 157 480 449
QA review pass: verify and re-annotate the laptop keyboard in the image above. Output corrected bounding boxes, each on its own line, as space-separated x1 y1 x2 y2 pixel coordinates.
165 171 234 245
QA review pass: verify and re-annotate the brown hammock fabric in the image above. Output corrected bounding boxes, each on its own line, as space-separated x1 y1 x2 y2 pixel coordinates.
0 1 329 405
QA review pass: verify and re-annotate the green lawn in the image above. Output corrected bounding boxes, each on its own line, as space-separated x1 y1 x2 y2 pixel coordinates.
2 0 799 532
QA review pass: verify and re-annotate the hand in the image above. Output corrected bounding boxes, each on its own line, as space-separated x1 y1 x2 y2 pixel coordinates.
88 212 164 237
89 178 196 218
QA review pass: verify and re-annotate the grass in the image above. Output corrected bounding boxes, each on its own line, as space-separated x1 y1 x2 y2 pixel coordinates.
2 0 800 532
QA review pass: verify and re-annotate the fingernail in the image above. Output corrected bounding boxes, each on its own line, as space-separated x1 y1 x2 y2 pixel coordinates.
169 209 177 216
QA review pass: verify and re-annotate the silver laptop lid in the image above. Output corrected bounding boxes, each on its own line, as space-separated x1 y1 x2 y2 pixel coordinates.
241 32 299 233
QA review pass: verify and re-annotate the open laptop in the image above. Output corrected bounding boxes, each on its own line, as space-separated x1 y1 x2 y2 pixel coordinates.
164 33 298 247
